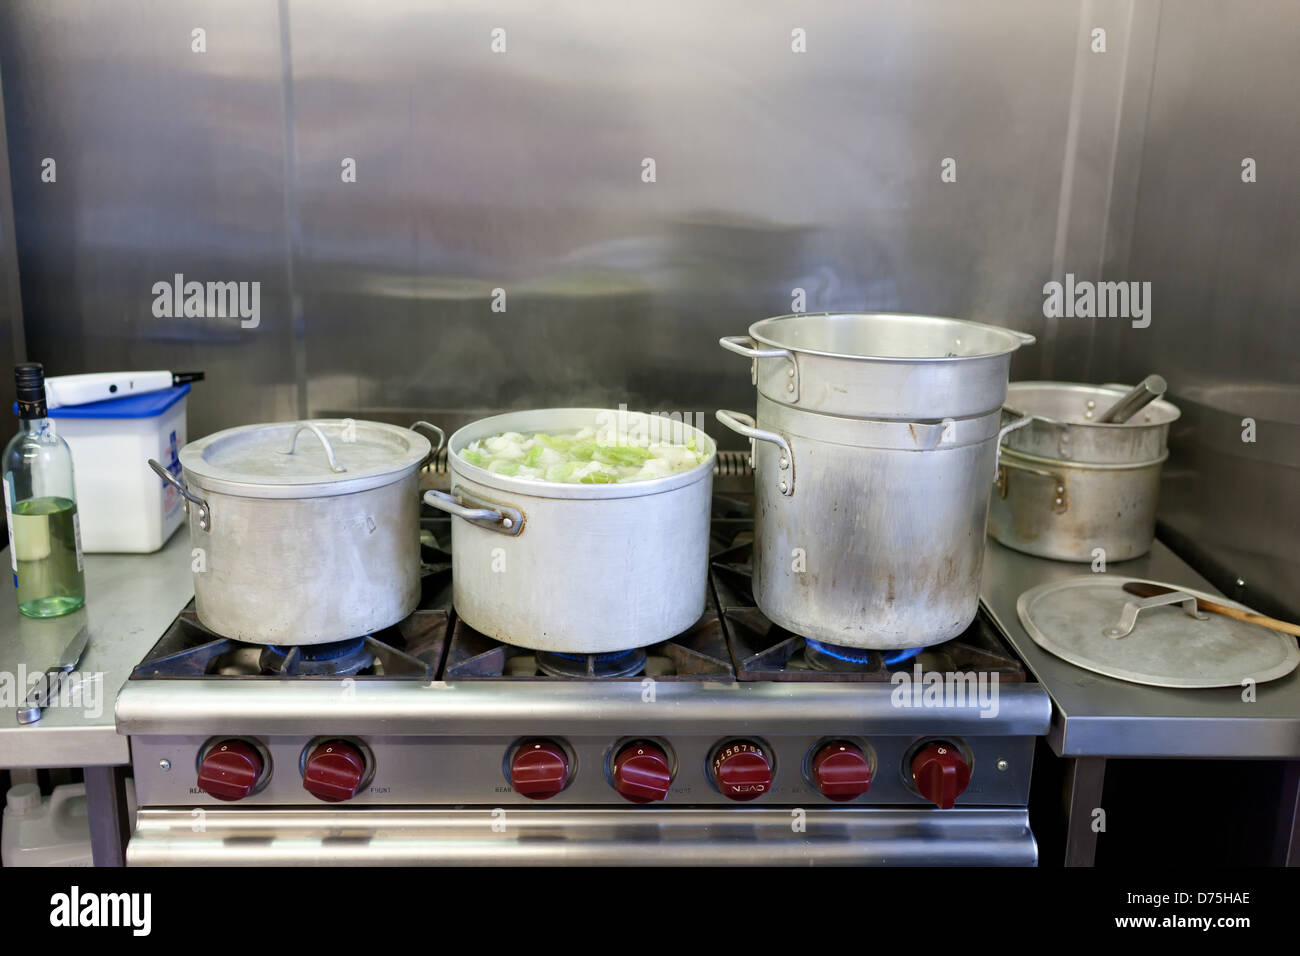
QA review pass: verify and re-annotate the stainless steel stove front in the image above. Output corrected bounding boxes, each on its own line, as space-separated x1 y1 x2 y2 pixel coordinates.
119 678 1051 865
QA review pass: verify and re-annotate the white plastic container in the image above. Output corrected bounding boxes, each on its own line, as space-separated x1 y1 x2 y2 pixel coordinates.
48 384 189 553
1 780 137 867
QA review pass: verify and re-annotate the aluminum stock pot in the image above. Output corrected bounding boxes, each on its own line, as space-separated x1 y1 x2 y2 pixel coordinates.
424 408 716 654
717 312 1035 649
988 382 1181 562
150 419 440 645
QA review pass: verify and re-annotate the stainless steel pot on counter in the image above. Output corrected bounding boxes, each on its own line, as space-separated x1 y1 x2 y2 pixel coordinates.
988 382 1181 562
717 312 1035 649
424 408 716 653
149 419 441 645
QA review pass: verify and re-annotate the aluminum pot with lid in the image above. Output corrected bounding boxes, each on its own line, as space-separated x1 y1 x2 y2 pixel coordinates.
424 408 715 654
989 382 1181 562
718 312 1036 649
149 419 440 645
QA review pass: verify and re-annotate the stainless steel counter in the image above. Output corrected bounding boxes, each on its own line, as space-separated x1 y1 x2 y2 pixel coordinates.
981 538 1300 759
0 531 193 768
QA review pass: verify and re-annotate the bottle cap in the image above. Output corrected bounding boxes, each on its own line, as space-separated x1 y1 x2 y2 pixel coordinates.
14 363 47 418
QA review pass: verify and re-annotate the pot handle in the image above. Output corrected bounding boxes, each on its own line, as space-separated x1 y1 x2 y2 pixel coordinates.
719 336 800 400
423 489 524 536
718 335 793 361
995 414 1035 471
148 459 211 532
409 421 447 468
283 422 346 472
716 410 795 496
994 457 1069 514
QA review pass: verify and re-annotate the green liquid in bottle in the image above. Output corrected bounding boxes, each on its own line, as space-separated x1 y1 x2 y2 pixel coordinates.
13 496 85 618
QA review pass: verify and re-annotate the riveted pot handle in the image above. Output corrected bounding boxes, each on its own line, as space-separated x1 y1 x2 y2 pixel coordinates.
409 421 447 468
424 489 524 536
148 459 211 532
995 456 1069 514
719 336 800 399
283 422 346 472
716 410 795 496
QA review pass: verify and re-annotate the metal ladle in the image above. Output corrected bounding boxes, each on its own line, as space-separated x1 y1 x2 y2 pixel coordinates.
1098 374 1167 423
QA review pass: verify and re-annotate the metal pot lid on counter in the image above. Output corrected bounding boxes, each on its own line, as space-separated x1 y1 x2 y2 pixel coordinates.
1017 576 1300 688
178 419 434 498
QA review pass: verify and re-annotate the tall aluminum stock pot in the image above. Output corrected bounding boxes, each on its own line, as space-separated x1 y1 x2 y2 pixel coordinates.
717 312 1035 649
150 419 440 645
424 408 716 654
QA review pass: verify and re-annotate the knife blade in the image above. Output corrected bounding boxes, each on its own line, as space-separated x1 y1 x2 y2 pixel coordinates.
16 626 90 725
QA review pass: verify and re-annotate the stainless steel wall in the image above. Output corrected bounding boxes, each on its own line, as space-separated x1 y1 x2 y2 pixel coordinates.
0 1 1295 612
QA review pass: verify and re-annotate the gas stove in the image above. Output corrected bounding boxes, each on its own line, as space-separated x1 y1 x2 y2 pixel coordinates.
118 489 1052 866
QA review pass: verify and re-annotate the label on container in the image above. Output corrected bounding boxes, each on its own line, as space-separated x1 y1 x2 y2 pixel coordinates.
3 475 15 576
73 512 84 572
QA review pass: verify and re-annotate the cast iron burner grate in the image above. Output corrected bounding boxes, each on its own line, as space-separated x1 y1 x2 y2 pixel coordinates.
259 638 374 677
442 609 734 681
535 648 648 679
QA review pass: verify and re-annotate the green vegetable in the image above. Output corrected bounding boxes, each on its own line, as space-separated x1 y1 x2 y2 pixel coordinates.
461 449 487 467
523 444 545 467
579 470 619 484
593 444 653 467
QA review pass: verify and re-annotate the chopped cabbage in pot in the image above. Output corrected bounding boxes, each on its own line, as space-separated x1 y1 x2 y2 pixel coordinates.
458 426 706 484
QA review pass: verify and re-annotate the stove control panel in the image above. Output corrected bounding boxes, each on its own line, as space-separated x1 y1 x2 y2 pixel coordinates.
909 741 972 809
139 731 1029 809
709 740 772 801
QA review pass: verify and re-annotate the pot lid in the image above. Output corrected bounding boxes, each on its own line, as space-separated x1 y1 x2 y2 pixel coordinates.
180 419 432 498
1017 576 1300 688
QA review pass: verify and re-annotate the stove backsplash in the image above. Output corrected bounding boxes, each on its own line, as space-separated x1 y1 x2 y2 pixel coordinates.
1 1 1295 619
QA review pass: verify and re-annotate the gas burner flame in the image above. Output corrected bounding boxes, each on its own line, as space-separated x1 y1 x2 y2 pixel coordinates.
883 647 924 666
804 638 875 665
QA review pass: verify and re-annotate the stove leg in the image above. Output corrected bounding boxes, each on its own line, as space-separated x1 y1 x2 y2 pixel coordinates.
1277 760 1300 867
84 765 130 867
1063 756 1106 867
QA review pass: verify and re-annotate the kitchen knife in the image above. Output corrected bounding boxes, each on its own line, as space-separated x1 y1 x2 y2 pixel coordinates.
45 370 204 409
16 626 91 725
1121 582 1300 638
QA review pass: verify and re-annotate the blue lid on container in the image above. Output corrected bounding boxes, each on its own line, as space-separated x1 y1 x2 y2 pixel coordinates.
16 383 192 419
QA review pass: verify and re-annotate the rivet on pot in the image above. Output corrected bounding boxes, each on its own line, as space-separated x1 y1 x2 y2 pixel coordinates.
786 383 795 393
502 517 514 529
778 480 789 494
779 457 789 470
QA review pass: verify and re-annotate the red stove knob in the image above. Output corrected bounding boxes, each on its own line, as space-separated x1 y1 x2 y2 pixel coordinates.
911 742 971 809
811 741 873 801
611 742 672 803
302 740 367 803
510 740 570 800
197 739 263 802
711 740 772 802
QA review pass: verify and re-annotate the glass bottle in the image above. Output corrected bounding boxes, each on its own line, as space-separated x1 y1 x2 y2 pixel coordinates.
3 363 86 617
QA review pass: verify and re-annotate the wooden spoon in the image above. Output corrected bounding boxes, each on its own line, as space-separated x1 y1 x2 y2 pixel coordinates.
1122 581 1300 638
